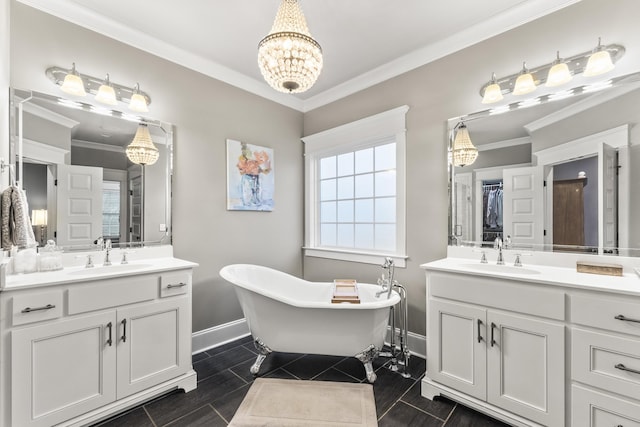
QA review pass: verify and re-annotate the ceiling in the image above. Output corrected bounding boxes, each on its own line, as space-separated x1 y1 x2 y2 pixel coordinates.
18 0 581 111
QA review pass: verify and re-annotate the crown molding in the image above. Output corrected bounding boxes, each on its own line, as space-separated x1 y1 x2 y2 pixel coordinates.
22 98 79 128
477 136 531 152
18 0 581 113
71 139 124 153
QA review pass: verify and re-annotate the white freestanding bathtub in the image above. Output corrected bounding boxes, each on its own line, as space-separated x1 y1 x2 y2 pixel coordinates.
219 264 401 382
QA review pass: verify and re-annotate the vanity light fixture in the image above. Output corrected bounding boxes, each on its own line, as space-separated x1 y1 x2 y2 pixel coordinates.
451 122 478 167
129 83 149 113
59 63 87 97
46 66 152 111
126 124 159 166
512 62 536 96
479 39 625 103
258 0 323 93
481 73 503 104
584 37 615 77
95 74 118 106
546 51 572 87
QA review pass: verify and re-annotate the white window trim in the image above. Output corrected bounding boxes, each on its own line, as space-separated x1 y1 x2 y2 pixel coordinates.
302 105 409 267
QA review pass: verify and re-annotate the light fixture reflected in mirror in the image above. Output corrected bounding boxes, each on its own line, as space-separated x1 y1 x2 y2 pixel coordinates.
451 122 478 167
546 51 572 87
31 209 47 246
95 74 118 106
126 124 159 165
513 62 536 95
60 63 87 97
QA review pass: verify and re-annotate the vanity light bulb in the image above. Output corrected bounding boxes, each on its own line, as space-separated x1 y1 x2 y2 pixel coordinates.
129 93 148 113
95 74 118 106
584 49 615 77
513 72 536 95
546 62 572 87
482 83 503 104
60 63 87 97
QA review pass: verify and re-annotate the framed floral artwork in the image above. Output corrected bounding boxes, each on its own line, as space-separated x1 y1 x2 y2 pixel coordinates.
226 139 274 211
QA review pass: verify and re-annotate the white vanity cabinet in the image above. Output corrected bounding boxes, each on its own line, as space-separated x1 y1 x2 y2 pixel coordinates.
0 264 197 427
424 271 565 427
423 258 640 427
570 292 640 427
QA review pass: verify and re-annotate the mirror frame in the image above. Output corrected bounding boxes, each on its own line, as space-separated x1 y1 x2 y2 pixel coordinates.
448 71 640 256
9 88 173 251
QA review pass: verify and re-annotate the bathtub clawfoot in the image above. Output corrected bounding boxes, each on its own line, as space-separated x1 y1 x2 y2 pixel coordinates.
251 338 272 375
355 345 380 383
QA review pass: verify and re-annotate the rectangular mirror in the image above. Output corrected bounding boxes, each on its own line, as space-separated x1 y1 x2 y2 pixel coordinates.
9 88 172 251
449 71 640 256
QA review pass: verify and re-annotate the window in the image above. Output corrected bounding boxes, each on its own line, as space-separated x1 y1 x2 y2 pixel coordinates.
302 106 408 266
102 180 120 240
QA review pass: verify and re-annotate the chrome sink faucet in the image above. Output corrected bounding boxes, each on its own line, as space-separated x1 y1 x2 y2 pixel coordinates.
103 239 112 266
494 237 504 265
94 236 112 266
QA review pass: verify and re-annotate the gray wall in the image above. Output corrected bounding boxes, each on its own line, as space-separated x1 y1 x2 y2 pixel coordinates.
7 0 640 340
9 2 304 333
303 0 640 336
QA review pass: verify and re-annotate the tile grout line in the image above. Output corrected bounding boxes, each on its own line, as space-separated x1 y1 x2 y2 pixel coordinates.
143 405 159 427
209 403 231 425
441 403 458 426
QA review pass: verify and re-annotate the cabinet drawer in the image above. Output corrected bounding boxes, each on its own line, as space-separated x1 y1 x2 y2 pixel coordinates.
572 328 640 397
68 275 157 315
159 271 190 298
429 272 565 320
12 291 63 326
572 384 640 427
571 293 640 337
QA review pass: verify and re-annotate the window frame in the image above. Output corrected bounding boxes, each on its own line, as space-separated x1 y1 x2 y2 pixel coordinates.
302 105 409 267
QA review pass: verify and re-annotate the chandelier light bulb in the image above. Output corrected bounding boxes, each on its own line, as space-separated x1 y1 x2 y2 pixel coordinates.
258 0 323 93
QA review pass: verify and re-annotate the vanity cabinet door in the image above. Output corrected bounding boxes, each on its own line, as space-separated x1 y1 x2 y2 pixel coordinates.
428 299 487 400
11 312 117 427
487 311 565 427
116 296 191 399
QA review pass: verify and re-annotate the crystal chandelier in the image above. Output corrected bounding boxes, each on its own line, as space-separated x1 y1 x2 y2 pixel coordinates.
258 0 323 93
126 124 159 165
451 123 478 167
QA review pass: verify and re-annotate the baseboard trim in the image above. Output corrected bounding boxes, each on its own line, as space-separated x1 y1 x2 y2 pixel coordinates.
385 327 426 359
192 318 250 355
192 319 426 359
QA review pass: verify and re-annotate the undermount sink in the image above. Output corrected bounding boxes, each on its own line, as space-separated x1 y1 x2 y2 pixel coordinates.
461 263 540 275
68 263 153 275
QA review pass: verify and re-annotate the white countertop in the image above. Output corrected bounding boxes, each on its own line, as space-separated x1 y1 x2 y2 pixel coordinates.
422 257 640 297
1 256 198 291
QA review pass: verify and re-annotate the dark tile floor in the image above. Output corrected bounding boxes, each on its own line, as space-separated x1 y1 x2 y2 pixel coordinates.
93 336 511 426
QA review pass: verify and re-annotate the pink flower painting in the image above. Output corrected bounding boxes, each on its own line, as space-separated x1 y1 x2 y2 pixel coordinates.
227 139 274 211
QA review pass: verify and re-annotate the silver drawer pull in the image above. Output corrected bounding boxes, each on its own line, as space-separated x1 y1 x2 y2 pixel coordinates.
22 304 55 313
615 314 640 323
167 282 187 289
615 363 640 375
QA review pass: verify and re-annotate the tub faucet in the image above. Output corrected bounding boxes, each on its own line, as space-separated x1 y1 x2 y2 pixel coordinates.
375 257 396 299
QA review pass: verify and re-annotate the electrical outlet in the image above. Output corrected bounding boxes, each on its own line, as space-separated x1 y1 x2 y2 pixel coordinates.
159 223 166 232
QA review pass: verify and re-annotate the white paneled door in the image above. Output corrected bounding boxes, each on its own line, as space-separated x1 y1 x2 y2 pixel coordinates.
56 164 103 247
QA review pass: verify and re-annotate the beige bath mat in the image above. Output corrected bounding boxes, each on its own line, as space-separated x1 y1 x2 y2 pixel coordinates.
228 378 378 426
